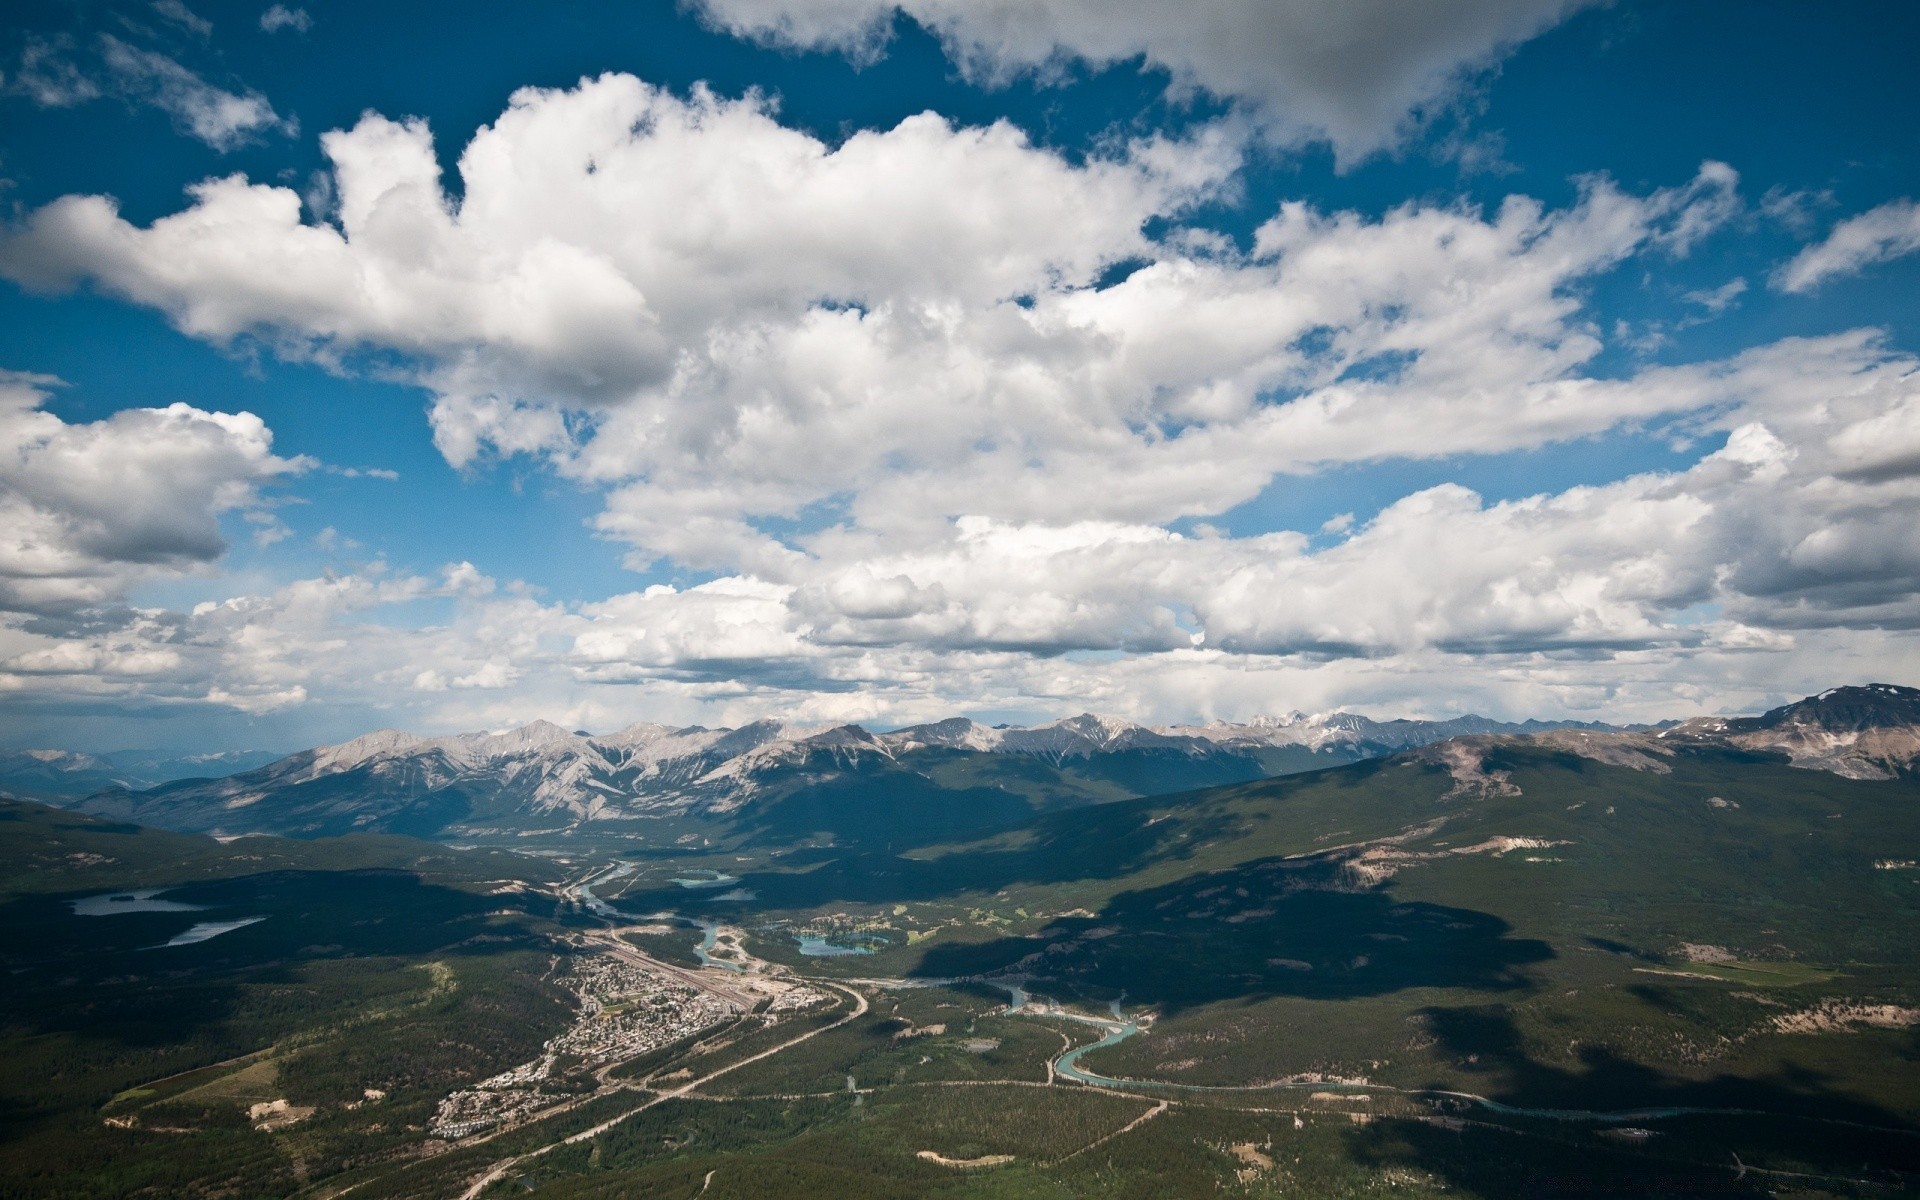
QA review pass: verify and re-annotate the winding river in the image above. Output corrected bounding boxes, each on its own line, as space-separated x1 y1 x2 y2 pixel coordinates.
575 865 742 972
1035 1001 1787 1124
856 975 1790 1125
569 868 1829 1129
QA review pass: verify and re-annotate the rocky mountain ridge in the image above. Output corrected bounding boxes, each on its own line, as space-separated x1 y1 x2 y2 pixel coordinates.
1683 683 1920 780
45 686 1918 838
55 707 1612 836
1424 685 1920 791
0 747 285 803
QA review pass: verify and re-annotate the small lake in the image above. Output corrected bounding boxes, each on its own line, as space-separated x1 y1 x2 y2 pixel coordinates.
151 917 267 948
670 871 740 889
70 889 209 916
796 934 881 957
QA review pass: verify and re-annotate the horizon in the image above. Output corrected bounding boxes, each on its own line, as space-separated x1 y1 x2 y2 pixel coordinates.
24 682 1916 760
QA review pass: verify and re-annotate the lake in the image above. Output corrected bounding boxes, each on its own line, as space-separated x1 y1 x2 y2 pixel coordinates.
152 917 268 948
70 889 209 916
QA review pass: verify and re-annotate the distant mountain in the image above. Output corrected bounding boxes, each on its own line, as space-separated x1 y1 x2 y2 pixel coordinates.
1711 683 1920 779
63 687 1914 840
0 750 123 801
0 747 284 803
64 708 1615 840
1415 684 1920 786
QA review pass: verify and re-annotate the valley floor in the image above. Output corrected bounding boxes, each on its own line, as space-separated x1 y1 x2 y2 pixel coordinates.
5 732 1919 1199
267 863 1920 1199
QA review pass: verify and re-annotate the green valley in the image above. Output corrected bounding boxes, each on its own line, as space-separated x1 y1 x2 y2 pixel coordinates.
4 691 1917 1197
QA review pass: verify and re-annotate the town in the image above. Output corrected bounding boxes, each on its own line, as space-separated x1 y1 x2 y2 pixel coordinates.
431 953 738 1139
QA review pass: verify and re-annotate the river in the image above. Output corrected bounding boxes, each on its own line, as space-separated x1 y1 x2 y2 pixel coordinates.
853 974 1774 1125
571 868 1787 1128
1036 998 1779 1124
575 864 743 972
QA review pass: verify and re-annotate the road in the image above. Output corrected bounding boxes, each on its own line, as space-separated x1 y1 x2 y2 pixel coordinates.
321 873 852 1200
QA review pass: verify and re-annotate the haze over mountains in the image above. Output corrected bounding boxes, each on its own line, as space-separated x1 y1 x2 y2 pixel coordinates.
21 686 1917 841
0 748 287 804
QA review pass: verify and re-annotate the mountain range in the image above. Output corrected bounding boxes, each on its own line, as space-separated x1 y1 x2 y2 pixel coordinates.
28 685 1920 840
0 747 286 804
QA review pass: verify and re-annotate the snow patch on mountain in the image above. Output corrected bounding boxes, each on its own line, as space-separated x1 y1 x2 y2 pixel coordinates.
63 685 1913 838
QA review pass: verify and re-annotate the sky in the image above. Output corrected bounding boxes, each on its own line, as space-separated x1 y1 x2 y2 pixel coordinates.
3 1 1920 752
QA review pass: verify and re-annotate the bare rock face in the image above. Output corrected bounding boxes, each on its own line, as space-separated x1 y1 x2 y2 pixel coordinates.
1528 728 1675 774
1461 685 1919 782
50 685 1915 840
1401 737 1524 798
63 708 1618 838
1384 684 1919 791
1719 684 1920 780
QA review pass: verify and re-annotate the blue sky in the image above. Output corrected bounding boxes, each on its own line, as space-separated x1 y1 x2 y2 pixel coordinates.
3 0 1920 752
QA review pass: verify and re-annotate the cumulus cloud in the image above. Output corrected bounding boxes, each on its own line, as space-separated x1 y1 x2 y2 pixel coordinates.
723 335 1920 663
3 340 1918 730
4 543 1916 735
0 76 1214 385
690 0 1592 160
24 328 1916 725
1775 199 1920 293
0 370 309 614
0 562 573 724
100 35 292 150
6 75 1918 730
0 74 1750 575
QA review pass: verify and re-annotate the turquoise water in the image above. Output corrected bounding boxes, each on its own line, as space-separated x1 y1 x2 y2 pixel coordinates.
689 919 746 972
574 865 745 973
670 871 739 889
71 889 208 916
795 934 877 957
1043 1000 1770 1124
151 917 267 948
1053 1019 1139 1084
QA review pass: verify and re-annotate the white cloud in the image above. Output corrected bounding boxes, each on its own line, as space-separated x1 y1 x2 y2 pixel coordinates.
3 331 1917 731
4 33 288 152
100 35 292 151
260 5 313 34
152 0 215 38
1683 277 1746 316
690 0 1592 161
0 76 1749 577
1775 199 1920 293
4 541 1916 735
3 36 103 107
730 337 1920 664
0 370 309 614
6 75 1918 731
18 335 1913 724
